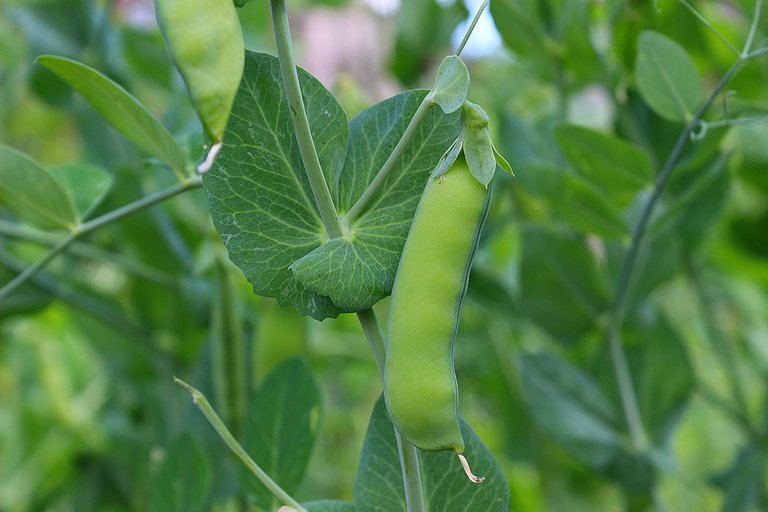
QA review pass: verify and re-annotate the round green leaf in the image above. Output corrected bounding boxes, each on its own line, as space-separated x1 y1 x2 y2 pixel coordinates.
429 55 470 114
635 31 702 122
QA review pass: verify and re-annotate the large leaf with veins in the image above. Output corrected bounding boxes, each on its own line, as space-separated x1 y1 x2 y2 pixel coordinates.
204 51 459 319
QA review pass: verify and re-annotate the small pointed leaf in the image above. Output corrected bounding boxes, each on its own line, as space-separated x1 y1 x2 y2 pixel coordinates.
429 55 470 114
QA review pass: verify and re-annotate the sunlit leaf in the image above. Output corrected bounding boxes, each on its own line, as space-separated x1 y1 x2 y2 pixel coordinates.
635 31 701 122
36 55 187 173
0 144 77 230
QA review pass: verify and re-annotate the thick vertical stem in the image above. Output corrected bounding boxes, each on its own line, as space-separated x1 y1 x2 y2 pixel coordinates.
357 309 427 512
270 0 343 239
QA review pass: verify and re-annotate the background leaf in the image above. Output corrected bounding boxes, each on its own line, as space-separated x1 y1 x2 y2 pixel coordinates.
0 144 77 230
35 55 187 173
519 225 609 343
241 358 323 511
554 124 653 207
204 50 349 320
516 165 628 239
149 432 211 512
635 31 702 122
49 163 112 220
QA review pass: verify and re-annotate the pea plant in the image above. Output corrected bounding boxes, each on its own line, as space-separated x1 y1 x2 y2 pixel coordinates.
1 0 768 510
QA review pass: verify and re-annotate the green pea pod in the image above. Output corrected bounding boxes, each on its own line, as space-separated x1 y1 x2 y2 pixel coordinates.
156 0 244 145
384 155 489 464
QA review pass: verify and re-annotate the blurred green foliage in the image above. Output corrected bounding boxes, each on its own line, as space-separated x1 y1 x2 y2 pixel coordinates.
1 0 768 511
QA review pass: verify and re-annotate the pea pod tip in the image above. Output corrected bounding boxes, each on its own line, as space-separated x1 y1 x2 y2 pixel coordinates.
458 453 485 484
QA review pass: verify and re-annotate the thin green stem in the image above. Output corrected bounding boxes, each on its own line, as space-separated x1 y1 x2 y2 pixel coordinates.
395 433 427 512
747 46 768 59
698 115 768 132
0 220 176 287
356 309 426 512
174 378 308 512
268 4 426 509
0 248 148 338
212 261 248 437
606 55 754 455
607 328 649 449
743 0 764 54
270 0 343 239
0 176 202 302
343 97 434 225
0 234 76 302
78 177 202 234
356 308 386 378
456 0 488 56
677 0 741 56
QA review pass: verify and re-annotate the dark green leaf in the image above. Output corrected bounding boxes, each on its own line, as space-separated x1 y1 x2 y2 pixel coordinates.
653 152 729 251
354 396 509 512
203 51 349 320
241 358 323 511
520 225 609 343
713 447 764 512
149 433 211 512
627 312 693 445
517 166 627 239
290 91 460 312
36 55 187 173
635 31 701 122
0 262 52 317
554 124 653 206
520 353 623 467
0 144 77 230
429 56 469 114
49 163 112 220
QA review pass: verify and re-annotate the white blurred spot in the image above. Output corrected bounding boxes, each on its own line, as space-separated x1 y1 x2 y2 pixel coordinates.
452 0 502 58
361 0 400 16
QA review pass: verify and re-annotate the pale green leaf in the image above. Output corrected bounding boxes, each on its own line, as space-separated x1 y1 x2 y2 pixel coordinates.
429 55 470 114
0 144 77 230
462 126 496 187
635 31 701 122
36 55 187 173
